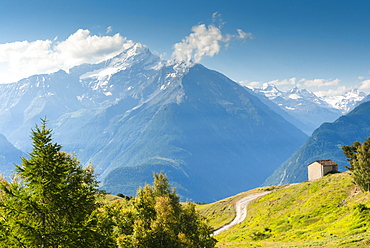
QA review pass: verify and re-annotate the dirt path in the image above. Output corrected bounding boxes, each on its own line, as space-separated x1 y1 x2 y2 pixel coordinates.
212 191 271 236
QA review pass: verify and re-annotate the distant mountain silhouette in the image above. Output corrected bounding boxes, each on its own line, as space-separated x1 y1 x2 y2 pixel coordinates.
0 134 23 176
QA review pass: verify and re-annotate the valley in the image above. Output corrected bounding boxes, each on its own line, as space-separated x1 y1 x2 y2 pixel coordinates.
0 46 309 202
2 2 370 247
0 40 369 207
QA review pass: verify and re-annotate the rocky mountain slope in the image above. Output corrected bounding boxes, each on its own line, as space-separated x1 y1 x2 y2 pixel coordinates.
0 43 307 202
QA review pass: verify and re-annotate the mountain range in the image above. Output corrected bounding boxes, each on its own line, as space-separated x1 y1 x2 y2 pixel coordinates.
264 99 370 186
1 40 369 202
249 83 367 134
0 43 307 202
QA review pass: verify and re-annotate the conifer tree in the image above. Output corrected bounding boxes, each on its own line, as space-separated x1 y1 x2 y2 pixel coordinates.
0 119 101 247
343 137 370 192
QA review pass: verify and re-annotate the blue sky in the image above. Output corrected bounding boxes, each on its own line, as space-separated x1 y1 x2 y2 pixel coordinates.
1 0 370 95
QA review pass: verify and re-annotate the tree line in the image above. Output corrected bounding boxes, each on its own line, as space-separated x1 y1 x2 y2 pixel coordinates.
0 120 216 247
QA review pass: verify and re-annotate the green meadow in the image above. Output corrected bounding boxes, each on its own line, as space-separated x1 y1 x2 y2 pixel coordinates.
198 172 370 247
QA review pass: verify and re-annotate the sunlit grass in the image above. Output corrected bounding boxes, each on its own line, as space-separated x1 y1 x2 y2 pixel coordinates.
196 186 285 230
96 193 124 203
199 172 370 247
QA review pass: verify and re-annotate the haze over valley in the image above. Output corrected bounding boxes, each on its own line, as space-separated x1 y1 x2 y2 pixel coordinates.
1 0 370 202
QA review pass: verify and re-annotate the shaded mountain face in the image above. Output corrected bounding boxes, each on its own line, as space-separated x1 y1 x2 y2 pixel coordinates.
245 88 314 136
53 64 307 202
0 44 307 202
0 70 85 149
264 100 370 186
0 134 24 177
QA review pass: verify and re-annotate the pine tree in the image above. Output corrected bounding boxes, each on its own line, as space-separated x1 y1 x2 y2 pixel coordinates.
0 119 101 247
343 137 370 192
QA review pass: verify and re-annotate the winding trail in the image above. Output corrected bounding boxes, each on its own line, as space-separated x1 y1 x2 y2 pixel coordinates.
212 191 271 236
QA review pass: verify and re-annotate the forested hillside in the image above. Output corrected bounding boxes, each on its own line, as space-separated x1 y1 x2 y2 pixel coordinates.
264 100 370 186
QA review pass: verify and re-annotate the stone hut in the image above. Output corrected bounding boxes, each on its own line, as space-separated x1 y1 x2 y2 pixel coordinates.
308 160 338 181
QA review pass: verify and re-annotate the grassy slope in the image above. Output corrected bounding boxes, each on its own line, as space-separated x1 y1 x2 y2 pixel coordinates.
198 172 370 247
97 194 125 203
196 186 285 230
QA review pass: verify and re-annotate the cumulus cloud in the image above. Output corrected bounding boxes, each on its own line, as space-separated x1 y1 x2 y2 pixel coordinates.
171 23 253 65
271 78 297 86
55 29 127 68
237 80 260 88
239 81 262 88
172 24 222 65
243 77 348 97
314 86 348 97
248 81 260 87
359 79 370 90
0 29 129 84
299 78 340 87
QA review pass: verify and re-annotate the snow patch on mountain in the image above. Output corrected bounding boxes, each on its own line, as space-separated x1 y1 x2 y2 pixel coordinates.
322 89 367 113
288 94 301 100
249 83 345 134
80 67 122 81
259 83 281 99
80 43 162 81
251 83 368 114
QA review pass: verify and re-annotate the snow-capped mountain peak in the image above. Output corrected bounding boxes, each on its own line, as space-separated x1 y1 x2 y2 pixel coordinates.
80 43 161 81
323 88 367 113
258 83 282 99
249 83 348 134
248 83 369 134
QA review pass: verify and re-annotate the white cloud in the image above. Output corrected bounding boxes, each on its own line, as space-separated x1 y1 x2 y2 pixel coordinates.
0 29 129 84
247 81 262 88
211 12 225 28
238 80 259 87
242 79 296 90
55 29 127 68
272 78 297 86
172 24 222 65
212 12 222 23
242 77 349 97
299 78 340 87
314 86 347 97
253 78 339 89
106 26 113 34
171 23 253 65
359 79 370 90
237 29 254 40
